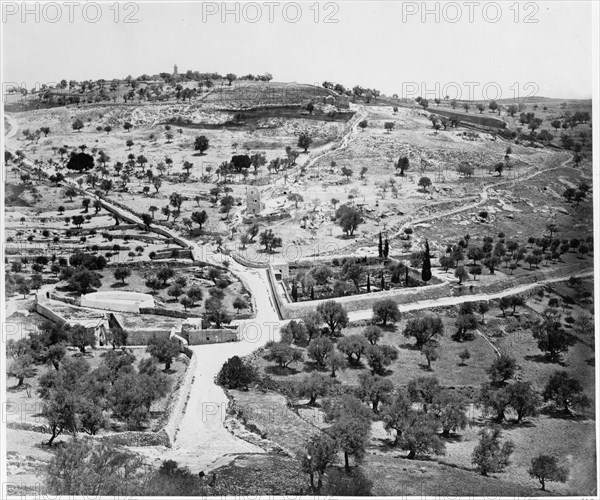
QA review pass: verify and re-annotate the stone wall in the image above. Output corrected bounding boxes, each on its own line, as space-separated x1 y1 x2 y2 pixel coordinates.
163 352 197 443
429 108 507 129
7 422 171 447
186 328 238 345
123 328 172 345
267 262 451 319
35 301 69 325
97 430 170 447
138 306 199 319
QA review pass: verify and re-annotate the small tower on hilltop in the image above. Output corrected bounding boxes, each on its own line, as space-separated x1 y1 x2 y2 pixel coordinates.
173 64 178 78
246 187 263 216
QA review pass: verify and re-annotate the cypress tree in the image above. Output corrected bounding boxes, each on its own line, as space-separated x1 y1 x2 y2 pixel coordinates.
291 280 298 302
383 239 390 259
378 232 383 258
366 273 371 292
422 239 432 282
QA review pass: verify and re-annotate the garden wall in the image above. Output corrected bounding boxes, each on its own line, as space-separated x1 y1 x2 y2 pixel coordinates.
139 306 199 319
277 280 452 318
120 328 171 345
186 328 239 345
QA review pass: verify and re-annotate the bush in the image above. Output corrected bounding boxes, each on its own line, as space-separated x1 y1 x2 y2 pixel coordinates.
217 356 256 390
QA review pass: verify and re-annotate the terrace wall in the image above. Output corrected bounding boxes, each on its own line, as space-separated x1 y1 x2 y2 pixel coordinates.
93 195 191 249
429 109 507 129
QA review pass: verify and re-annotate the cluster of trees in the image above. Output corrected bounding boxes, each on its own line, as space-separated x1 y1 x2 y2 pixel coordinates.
213 292 585 492
436 226 592 282
37 71 274 108
294 369 558 492
321 81 380 103
37 349 169 443
563 181 591 207
479 349 590 423
45 440 210 496
262 300 401 378
143 266 234 325
50 251 107 295
292 354 580 490
289 253 426 302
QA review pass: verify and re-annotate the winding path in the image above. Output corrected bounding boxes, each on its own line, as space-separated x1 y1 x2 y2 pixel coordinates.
389 151 574 239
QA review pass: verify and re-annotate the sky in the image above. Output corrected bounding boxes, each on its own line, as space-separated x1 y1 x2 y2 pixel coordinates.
2 1 595 100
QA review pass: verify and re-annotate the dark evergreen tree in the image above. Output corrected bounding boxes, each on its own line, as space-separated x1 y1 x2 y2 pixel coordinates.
378 233 383 258
383 239 390 259
422 239 432 282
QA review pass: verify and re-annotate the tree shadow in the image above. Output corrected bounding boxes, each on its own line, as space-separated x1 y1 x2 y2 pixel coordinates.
540 406 589 421
439 432 465 443
110 282 128 289
372 437 398 452
524 354 566 367
291 401 321 410
347 362 366 370
302 361 327 374
265 365 301 376
418 363 434 372
7 384 28 393
398 341 420 351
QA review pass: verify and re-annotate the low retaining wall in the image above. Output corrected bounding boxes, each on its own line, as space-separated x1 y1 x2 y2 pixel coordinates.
231 251 269 269
6 422 170 447
94 195 191 249
35 301 69 325
242 212 291 224
97 429 170 447
429 109 507 129
163 352 197 443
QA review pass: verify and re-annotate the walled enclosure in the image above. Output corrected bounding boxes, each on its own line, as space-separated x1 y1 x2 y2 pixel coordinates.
80 291 156 313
